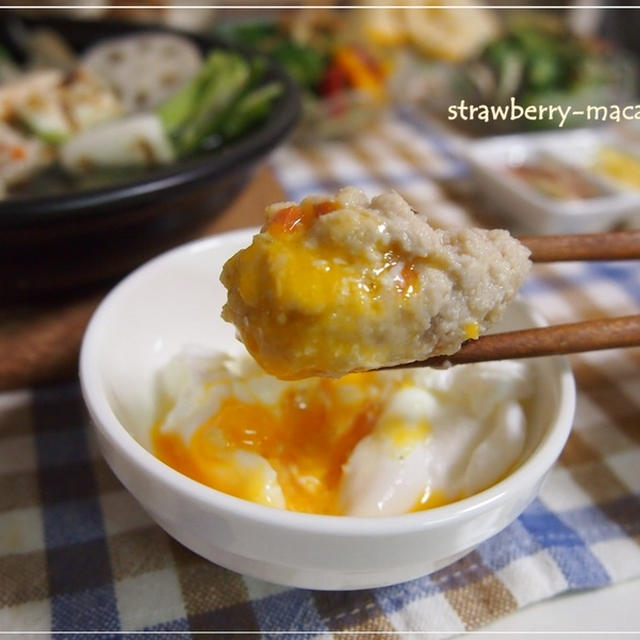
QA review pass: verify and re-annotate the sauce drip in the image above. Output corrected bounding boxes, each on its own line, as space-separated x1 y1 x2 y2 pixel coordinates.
153 372 389 514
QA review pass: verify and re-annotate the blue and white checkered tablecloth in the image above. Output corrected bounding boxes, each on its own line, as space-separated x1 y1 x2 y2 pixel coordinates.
2 113 640 637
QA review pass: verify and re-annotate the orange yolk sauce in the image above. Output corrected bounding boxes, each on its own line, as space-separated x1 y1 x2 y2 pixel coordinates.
265 199 418 295
221 197 425 379
266 198 340 235
152 370 455 515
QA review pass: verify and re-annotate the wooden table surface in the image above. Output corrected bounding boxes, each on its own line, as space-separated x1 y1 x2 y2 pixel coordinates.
0 164 286 390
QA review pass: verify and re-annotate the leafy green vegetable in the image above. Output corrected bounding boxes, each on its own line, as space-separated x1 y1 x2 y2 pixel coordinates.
156 49 282 156
216 20 328 92
481 22 617 99
269 40 327 91
218 82 283 140
156 57 213 135
216 20 281 50
174 53 250 154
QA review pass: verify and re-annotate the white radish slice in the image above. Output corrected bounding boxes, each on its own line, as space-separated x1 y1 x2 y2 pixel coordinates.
60 112 175 173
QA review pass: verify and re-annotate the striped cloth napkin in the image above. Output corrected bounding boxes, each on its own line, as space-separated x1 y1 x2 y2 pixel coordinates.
2 113 640 636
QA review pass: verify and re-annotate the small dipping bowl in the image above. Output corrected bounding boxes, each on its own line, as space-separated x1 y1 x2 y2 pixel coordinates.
80 229 575 590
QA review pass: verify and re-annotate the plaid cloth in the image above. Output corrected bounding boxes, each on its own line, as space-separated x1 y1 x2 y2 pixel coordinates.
2 113 640 637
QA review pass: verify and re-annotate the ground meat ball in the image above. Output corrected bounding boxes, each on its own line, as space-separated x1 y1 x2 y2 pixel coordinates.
221 187 531 379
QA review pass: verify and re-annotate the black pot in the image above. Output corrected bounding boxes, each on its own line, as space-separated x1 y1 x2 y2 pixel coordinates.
0 15 300 303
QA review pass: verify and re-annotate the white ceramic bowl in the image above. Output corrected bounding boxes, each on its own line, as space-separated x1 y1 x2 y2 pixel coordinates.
80 228 576 590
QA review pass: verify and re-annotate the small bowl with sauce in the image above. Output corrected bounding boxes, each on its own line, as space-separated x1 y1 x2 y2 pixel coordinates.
80 228 575 590
507 159 608 201
467 132 640 234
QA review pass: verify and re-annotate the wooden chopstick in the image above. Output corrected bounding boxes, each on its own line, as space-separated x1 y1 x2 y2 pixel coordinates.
520 230 640 262
387 230 640 369
391 315 640 369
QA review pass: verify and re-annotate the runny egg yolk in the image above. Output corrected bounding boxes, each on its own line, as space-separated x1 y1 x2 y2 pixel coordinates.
222 197 423 379
152 372 453 515
464 322 480 340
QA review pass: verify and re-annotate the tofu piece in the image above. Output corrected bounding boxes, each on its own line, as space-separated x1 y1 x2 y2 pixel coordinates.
0 70 62 122
221 187 531 380
16 66 122 143
58 66 123 133
2 67 122 144
0 122 53 197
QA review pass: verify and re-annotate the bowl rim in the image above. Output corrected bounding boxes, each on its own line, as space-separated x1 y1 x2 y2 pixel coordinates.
80 229 576 537
0 16 300 226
